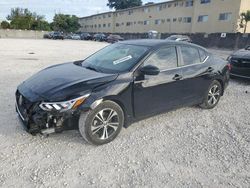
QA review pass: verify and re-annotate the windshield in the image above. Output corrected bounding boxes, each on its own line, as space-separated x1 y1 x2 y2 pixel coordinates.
82 43 150 73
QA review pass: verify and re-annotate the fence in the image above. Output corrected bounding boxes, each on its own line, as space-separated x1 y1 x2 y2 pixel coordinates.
110 32 250 50
0 29 48 39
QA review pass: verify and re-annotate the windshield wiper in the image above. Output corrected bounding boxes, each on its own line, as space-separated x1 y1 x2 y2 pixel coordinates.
84 65 99 72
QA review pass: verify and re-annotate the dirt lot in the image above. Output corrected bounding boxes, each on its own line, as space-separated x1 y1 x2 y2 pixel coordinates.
0 39 249 188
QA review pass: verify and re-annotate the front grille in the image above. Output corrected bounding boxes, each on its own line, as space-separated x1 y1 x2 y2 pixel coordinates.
16 90 34 121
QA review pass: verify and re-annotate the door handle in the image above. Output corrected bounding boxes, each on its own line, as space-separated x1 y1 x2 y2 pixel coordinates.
173 74 183 81
206 67 214 73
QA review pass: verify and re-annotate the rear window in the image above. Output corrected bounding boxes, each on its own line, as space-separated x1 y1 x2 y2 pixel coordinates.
180 46 201 66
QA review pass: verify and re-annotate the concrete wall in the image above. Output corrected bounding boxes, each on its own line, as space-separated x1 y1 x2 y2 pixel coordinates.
0 29 48 39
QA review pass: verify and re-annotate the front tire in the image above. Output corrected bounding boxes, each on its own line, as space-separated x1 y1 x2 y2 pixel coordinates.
79 101 124 145
200 80 222 109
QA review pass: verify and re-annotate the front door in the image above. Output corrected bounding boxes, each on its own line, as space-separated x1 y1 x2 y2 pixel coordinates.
133 46 185 118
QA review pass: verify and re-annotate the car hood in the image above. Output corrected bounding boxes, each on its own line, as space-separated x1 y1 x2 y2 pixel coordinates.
232 49 250 59
18 62 118 102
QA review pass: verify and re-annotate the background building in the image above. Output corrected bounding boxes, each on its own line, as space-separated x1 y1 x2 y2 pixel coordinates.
79 0 250 34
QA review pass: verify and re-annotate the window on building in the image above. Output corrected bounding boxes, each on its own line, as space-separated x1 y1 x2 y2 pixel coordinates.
219 12 232 21
156 5 162 11
108 14 111 17
173 18 177 22
126 22 131 26
155 19 161 25
186 0 193 7
198 15 209 22
178 17 182 22
103 15 106 18
144 47 178 70
179 2 184 7
108 23 111 27
166 18 171 22
200 0 211 4
103 24 106 27
174 2 178 7
183 17 192 23
94 24 97 28
116 23 120 27
168 3 172 7
144 20 150 25
98 24 101 28
181 46 201 66
128 10 133 15
144 7 150 13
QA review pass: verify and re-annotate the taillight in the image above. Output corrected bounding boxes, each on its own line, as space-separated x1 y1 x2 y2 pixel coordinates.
227 63 232 71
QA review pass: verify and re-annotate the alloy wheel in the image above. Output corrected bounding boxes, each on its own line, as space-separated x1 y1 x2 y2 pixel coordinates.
207 84 220 106
91 108 119 140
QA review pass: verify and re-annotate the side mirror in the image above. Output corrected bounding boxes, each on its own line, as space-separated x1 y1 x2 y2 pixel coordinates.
140 65 160 76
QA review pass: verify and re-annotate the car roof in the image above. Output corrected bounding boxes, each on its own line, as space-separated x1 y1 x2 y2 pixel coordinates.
119 39 206 50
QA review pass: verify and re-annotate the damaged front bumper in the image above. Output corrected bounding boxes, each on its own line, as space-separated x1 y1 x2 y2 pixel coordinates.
16 90 81 135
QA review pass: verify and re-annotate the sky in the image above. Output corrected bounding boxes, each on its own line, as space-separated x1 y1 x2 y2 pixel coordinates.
0 0 165 22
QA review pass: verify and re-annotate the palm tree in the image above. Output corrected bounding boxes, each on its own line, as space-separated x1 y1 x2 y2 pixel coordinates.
240 10 250 33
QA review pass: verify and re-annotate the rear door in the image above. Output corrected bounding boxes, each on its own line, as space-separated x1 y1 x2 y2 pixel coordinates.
178 45 212 104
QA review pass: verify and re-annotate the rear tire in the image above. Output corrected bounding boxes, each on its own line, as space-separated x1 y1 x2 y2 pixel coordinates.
200 80 222 109
79 101 124 145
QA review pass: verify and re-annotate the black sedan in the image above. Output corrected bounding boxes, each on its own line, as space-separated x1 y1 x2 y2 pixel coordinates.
228 45 250 79
107 34 124 43
93 33 107 42
16 40 230 145
51 32 64 40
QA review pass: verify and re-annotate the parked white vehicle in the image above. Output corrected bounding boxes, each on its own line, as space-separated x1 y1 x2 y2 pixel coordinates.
71 34 81 40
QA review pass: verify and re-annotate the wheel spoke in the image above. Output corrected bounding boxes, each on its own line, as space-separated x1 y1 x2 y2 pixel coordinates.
96 110 105 122
107 123 118 131
214 91 220 96
92 125 103 135
208 97 213 105
212 96 217 104
100 126 109 139
106 110 117 122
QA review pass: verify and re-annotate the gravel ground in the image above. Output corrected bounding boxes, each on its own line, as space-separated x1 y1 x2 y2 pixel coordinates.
0 39 249 188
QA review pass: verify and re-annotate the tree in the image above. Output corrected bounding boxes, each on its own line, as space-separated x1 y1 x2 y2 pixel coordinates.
240 10 250 33
107 0 142 10
52 14 80 33
0 21 10 29
6 7 51 31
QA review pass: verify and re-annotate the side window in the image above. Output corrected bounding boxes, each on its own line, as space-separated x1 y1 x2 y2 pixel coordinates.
181 46 201 66
198 49 207 62
144 47 178 70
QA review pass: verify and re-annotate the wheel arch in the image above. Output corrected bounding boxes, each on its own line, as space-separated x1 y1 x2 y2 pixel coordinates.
215 79 225 96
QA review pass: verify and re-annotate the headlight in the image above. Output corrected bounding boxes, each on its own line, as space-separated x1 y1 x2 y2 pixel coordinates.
39 94 90 112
